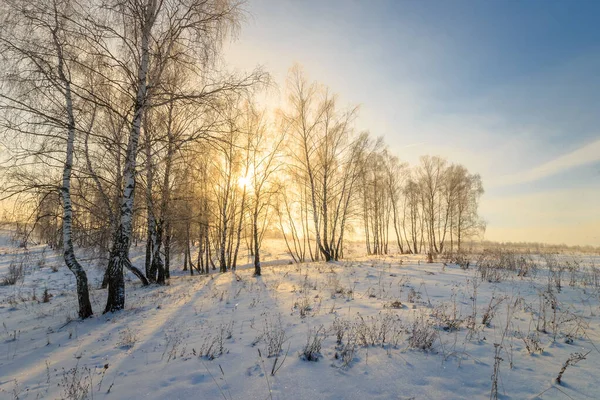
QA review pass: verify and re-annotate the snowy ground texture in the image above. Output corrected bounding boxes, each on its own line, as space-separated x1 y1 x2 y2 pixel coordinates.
1 231 600 399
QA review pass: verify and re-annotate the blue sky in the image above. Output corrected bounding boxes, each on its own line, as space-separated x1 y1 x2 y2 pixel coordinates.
224 0 600 246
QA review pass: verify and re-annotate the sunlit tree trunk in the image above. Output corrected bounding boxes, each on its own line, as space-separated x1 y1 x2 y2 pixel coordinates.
53 19 94 319
104 0 156 313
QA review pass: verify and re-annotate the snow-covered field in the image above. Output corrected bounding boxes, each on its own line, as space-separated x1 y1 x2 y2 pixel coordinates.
1 231 600 399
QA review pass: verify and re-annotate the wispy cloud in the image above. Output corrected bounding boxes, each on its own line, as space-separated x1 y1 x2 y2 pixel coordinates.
491 138 600 187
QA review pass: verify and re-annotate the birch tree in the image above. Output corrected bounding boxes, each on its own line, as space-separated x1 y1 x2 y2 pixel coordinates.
283 65 363 262
246 106 284 275
0 0 93 318
91 0 263 311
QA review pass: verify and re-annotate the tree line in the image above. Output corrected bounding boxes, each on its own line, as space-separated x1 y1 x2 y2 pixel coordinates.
0 0 484 319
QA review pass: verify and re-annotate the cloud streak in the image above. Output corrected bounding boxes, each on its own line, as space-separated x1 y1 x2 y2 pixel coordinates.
491 138 600 187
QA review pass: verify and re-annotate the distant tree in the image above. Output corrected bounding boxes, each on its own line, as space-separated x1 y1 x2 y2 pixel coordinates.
416 156 447 255
245 105 285 275
282 65 363 261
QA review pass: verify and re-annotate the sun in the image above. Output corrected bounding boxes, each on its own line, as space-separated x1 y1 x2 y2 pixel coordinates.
238 176 251 189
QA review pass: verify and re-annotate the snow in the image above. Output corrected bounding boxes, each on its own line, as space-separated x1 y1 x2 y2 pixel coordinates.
1 231 599 399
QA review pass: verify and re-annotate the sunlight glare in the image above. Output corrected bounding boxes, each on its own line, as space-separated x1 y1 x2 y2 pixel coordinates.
238 176 251 189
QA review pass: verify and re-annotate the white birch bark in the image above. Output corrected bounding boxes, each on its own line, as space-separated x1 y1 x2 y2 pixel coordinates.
52 5 93 319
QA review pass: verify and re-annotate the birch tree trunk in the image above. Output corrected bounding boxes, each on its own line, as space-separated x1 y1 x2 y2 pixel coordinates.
144 112 156 282
104 0 156 313
253 204 261 276
53 19 94 319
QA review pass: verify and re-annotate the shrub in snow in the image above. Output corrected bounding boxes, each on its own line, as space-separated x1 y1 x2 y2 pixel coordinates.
1 261 24 286
354 312 403 348
197 322 233 360
431 290 463 332
60 363 91 400
516 329 544 355
293 296 312 318
254 315 287 358
117 328 137 349
407 287 420 303
556 351 590 385
481 296 505 328
42 288 52 303
300 325 325 361
408 313 437 351
334 338 356 368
